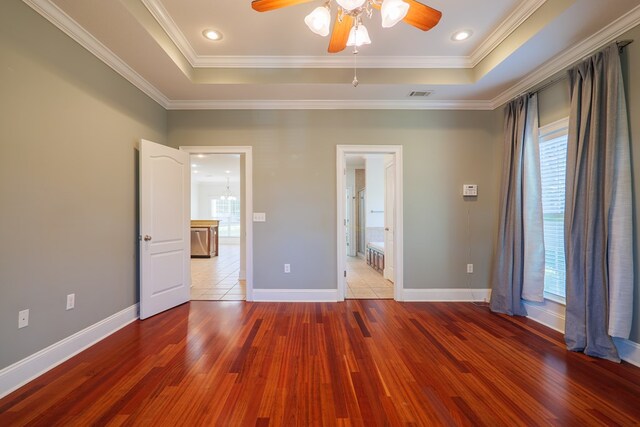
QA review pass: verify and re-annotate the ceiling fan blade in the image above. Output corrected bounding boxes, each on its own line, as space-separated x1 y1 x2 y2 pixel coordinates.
402 0 442 31
328 15 354 53
251 0 314 12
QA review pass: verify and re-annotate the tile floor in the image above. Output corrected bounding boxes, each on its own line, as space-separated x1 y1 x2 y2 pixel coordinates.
190 244 245 301
346 255 394 299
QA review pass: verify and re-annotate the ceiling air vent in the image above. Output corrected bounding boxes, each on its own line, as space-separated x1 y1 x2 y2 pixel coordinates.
408 91 433 97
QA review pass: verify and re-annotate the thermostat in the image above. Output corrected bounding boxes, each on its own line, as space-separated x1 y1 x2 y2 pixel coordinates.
463 184 478 197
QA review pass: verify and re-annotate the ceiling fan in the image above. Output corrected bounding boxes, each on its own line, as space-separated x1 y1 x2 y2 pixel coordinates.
251 0 442 54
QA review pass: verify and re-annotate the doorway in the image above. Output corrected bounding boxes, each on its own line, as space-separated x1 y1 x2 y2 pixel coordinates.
180 146 253 301
189 153 243 300
337 145 403 301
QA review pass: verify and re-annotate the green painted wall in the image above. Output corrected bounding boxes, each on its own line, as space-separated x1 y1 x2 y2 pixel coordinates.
167 109 502 293
0 0 166 369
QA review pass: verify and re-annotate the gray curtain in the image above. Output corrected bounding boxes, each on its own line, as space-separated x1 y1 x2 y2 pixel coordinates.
490 93 545 316
564 43 633 363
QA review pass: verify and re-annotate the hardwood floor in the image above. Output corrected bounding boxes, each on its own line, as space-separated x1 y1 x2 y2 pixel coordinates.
1 301 640 426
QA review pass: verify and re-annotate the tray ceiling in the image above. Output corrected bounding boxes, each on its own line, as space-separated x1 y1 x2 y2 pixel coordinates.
24 0 640 109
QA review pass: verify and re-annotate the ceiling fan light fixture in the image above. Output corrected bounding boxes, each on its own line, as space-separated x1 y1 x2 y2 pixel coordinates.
346 24 371 47
304 6 331 37
381 0 409 28
336 0 367 12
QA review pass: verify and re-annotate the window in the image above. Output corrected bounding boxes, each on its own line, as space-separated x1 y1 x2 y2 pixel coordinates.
211 199 241 237
538 119 569 301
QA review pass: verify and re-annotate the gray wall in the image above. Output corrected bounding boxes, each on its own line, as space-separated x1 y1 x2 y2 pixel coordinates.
0 0 166 369
536 24 640 344
167 109 502 292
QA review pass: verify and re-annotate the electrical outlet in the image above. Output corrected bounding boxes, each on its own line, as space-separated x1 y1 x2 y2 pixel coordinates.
66 293 75 310
284 264 291 273
466 263 474 274
18 309 29 329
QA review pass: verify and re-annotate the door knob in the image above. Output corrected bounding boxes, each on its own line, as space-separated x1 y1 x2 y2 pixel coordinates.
385 227 390 231
143 235 152 241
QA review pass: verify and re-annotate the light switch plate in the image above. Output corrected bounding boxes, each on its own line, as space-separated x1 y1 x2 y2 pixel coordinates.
253 212 266 222
463 184 478 197
18 309 29 329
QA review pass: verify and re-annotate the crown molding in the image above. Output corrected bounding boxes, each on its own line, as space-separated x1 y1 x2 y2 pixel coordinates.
469 0 547 67
141 0 199 64
491 3 640 109
22 0 169 108
166 99 494 110
193 55 471 69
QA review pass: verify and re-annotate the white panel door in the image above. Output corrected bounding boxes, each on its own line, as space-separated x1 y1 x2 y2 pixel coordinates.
140 139 190 319
384 161 395 282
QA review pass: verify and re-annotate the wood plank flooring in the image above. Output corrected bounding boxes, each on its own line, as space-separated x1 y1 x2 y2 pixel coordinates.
1 300 640 426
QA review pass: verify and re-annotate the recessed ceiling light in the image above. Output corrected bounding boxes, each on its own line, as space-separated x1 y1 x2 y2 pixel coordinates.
452 29 473 41
191 164 197 167
203 29 223 41
194 170 199 174
197 154 205 158
225 170 231 174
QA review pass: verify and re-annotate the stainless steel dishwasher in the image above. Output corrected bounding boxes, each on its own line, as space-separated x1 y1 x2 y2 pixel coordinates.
190 227 211 257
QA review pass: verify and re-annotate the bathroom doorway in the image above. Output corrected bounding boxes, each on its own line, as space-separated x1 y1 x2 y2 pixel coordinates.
337 145 403 301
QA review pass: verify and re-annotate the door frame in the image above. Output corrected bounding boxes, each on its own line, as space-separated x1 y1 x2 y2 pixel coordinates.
180 146 254 301
336 145 404 301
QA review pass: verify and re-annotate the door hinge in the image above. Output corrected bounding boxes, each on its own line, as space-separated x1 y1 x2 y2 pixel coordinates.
344 270 347 278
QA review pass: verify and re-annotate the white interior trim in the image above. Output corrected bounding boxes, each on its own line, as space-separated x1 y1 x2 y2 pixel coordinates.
180 146 254 301
614 338 640 368
469 0 546 67
23 0 170 108
524 299 566 333
402 288 491 302
337 145 403 302
165 100 494 111
0 304 139 399
491 4 640 108
252 289 339 302
524 300 640 367
539 117 569 140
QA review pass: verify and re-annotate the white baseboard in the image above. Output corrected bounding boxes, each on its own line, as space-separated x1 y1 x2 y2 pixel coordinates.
0 304 139 399
614 337 640 368
524 299 566 333
524 299 640 367
402 288 491 302
252 289 338 302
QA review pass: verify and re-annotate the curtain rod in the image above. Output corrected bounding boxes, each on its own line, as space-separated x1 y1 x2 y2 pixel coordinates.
510 39 634 102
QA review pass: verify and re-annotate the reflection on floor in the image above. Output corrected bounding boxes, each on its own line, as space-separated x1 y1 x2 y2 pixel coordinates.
346 255 394 299
190 244 245 301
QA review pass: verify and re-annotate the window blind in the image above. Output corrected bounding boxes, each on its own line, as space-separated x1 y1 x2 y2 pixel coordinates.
539 134 568 298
